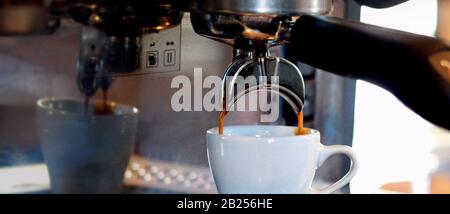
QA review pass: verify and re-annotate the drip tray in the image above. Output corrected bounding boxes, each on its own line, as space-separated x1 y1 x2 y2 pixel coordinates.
0 155 217 194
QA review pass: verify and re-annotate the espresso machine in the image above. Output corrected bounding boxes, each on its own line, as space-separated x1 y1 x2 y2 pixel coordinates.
0 0 449 193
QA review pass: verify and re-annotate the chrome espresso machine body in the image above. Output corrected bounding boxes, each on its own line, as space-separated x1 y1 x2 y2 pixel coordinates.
0 0 449 193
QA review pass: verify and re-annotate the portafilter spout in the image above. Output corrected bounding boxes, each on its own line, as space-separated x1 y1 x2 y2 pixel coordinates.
190 11 305 115
220 42 305 115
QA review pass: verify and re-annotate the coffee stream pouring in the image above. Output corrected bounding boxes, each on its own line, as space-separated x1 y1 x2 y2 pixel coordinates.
217 37 306 134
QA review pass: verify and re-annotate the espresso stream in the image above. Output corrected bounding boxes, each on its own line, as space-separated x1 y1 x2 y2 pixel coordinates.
295 111 311 135
218 107 310 136
84 90 115 115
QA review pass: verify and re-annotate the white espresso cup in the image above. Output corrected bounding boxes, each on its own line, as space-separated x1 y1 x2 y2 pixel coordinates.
36 97 139 194
206 125 359 194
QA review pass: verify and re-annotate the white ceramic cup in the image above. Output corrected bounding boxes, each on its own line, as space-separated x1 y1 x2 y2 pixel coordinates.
36 97 139 194
206 125 359 194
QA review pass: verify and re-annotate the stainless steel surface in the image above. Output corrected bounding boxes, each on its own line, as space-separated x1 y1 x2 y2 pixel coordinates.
73 0 185 96
186 0 333 15
0 14 267 167
140 25 181 73
77 22 182 96
53 1 184 32
188 0 337 47
125 155 216 194
191 13 293 46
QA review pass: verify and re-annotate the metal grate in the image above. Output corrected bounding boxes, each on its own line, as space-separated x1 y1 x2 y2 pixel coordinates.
124 156 217 194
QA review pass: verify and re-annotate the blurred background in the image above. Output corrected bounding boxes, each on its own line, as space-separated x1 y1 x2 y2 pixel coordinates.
352 0 450 193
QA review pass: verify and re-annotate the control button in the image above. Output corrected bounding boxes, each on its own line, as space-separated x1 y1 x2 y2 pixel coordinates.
164 49 176 66
146 51 158 68
148 55 157 66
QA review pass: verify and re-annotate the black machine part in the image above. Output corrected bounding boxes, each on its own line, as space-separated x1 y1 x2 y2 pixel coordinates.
290 15 450 130
354 0 409 9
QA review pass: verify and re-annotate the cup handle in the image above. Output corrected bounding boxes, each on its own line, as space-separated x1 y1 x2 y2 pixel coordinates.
311 145 359 194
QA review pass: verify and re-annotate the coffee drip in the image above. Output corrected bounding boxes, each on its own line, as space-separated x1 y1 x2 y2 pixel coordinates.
84 89 115 115
96 89 115 115
218 99 227 135
217 35 306 135
218 55 306 135
219 109 309 136
295 111 311 135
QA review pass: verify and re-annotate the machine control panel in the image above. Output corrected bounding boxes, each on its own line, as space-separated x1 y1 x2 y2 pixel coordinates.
140 25 181 73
